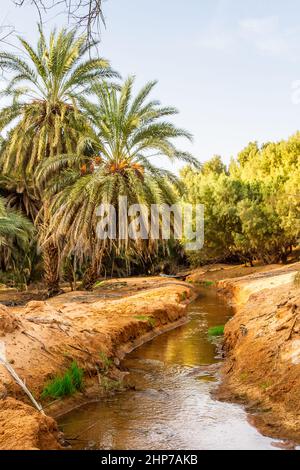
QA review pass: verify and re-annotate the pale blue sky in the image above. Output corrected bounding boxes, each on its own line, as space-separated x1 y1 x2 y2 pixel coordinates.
2 0 300 170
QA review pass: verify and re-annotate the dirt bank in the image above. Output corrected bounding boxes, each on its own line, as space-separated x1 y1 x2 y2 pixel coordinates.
0 398 62 450
191 263 300 443
0 277 194 450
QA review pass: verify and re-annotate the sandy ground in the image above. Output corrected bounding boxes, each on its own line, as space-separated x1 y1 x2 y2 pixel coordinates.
0 277 194 450
188 262 300 443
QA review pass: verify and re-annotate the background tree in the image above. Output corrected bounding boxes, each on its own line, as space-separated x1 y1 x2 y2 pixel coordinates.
181 134 300 266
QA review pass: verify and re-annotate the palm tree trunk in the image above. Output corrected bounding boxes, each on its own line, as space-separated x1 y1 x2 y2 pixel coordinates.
43 242 61 297
81 259 101 291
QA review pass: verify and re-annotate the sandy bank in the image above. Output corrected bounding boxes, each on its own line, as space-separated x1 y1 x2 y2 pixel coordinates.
0 277 194 450
0 398 62 450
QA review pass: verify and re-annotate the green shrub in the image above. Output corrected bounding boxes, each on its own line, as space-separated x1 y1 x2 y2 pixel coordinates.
208 325 225 337
41 361 84 399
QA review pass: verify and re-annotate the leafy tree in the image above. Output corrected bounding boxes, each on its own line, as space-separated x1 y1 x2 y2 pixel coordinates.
181 134 300 266
202 155 227 175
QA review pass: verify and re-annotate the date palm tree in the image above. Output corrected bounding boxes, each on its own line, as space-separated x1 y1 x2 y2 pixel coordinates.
0 26 118 295
0 196 34 272
38 77 199 288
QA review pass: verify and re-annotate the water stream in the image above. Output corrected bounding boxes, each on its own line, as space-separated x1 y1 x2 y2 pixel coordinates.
59 289 280 450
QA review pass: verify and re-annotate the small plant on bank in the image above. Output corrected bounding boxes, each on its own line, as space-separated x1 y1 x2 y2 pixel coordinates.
260 381 273 391
101 376 123 392
99 351 113 372
70 361 84 390
208 325 225 337
193 280 215 288
202 281 214 287
41 361 84 400
134 315 156 327
93 280 106 288
240 372 249 381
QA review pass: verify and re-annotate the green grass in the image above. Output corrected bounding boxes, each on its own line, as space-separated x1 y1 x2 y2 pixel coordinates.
134 315 156 327
70 362 84 390
208 325 225 337
93 280 106 288
41 361 84 400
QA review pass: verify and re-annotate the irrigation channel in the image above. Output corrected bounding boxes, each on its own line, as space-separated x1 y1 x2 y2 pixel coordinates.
59 289 281 450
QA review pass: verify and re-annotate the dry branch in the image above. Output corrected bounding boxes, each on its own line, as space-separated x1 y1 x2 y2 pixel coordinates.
13 0 105 44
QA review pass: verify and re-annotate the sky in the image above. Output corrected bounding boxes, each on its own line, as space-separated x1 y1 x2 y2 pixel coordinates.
2 0 300 171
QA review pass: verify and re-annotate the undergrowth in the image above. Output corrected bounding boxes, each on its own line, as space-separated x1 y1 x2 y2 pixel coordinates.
41 361 84 400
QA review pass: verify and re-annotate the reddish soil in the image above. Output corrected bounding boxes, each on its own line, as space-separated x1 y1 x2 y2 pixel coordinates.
0 398 62 450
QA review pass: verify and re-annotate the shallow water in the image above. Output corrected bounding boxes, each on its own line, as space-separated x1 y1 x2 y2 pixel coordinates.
59 289 280 450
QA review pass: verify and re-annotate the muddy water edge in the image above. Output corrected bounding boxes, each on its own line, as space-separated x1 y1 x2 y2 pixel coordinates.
58 288 282 450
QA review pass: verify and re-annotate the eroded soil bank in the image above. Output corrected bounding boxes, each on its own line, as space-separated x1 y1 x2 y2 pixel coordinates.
189 263 300 444
0 278 193 450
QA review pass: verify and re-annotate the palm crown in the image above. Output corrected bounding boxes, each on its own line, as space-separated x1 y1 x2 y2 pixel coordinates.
0 26 118 175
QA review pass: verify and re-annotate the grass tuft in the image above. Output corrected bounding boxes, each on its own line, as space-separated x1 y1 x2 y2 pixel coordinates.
41 361 84 400
70 361 84 390
93 280 106 288
208 325 225 337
